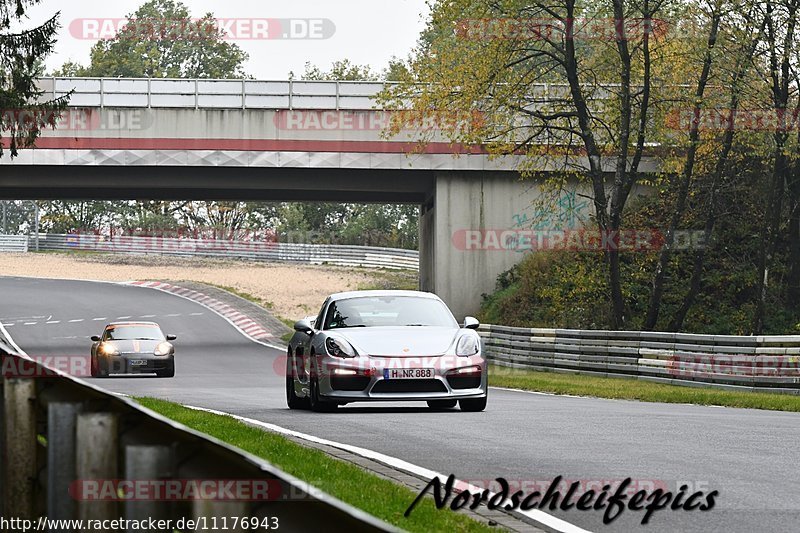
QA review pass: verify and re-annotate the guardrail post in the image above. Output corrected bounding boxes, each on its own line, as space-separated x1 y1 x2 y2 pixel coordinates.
76 413 119 523
3 378 37 520
124 445 173 531
193 499 247 533
47 402 84 526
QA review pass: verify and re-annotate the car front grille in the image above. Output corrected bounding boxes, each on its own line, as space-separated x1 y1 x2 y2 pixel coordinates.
371 379 448 393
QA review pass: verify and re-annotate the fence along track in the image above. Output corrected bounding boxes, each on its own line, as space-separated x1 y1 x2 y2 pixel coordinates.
479 324 800 394
30 233 419 271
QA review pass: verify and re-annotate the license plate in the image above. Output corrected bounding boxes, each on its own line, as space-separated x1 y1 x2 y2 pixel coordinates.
129 360 147 366
384 368 434 380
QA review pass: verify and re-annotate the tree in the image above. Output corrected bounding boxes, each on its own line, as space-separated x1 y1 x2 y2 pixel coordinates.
298 59 379 81
0 0 69 157
752 0 800 333
381 0 678 327
55 0 249 78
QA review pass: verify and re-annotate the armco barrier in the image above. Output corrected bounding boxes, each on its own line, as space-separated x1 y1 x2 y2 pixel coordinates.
479 324 800 394
0 234 28 253
31 233 419 270
0 338 396 531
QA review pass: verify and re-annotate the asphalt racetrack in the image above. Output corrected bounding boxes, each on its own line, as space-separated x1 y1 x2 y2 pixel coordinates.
2 276 798 533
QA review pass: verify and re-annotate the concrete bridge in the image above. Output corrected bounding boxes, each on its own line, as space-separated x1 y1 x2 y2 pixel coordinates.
0 78 656 317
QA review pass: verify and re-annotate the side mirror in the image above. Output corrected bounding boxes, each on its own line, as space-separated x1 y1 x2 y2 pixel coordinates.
463 316 480 330
166 334 177 341
90 335 101 342
294 319 314 335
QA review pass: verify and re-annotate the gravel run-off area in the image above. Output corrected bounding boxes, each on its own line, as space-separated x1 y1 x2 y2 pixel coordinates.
0 252 418 322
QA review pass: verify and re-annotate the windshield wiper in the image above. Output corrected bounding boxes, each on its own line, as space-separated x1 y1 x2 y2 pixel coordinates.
404 324 429 327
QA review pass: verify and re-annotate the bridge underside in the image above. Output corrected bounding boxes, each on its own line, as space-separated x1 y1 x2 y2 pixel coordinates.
0 166 435 203
0 166 604 319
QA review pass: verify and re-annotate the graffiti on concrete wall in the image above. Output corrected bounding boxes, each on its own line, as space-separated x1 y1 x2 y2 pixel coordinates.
511 188 589 231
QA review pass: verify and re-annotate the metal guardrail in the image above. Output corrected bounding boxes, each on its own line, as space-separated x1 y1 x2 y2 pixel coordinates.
31 234 420 271
479 324 800 394
36 77 580 111
0 234 28 253
0 336 396 530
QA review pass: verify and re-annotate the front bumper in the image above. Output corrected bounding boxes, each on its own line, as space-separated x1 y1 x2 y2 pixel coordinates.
100 354 174 374
312 354 487 402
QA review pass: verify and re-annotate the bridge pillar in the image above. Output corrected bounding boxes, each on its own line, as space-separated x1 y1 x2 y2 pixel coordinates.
427 171 581 320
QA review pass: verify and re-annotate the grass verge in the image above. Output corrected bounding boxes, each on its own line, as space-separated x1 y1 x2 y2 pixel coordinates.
357 269 419 291
136 397 496 532
488 364 800 412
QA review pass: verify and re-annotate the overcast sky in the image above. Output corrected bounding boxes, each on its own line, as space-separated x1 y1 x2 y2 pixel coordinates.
20 0 430 79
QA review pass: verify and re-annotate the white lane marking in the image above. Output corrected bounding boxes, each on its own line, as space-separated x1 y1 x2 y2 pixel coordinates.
1 323 13 327
182 404 590 533
490 386 583 397
93 317 107 321
117 316 132 319
189 312 204 316
166 313 181 317
140 315 156 318
46 320 61 324
68 319 84 323
24 322 37 326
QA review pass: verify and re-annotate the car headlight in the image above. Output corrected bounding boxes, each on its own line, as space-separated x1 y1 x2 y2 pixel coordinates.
456 334 480 356
99 343 119 356
154 342 173 356
325 337 356 358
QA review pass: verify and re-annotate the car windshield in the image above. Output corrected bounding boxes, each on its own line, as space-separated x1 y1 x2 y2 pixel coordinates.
324 296 457 329
105 325 164 341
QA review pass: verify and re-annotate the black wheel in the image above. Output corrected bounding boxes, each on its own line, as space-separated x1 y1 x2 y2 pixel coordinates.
459 395 487 412
286 356 309 409
92 356 108 378
427 399 457 410
157 362 175 378
309 377 337 412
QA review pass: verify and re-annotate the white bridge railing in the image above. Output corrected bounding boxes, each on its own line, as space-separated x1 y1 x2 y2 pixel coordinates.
37 77 575 110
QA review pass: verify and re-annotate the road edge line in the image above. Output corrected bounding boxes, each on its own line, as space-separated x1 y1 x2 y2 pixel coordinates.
181 403 592 533
0 321 29 359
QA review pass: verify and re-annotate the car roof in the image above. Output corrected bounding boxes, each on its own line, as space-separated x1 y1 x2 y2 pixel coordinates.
328 290 442 302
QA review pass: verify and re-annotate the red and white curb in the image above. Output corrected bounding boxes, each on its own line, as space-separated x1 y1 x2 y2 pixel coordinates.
126 281 281 348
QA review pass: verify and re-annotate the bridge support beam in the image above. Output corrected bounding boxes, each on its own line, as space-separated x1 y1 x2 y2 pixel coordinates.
425 171 588 320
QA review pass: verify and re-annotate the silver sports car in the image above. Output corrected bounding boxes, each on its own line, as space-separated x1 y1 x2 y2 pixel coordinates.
90 322 176 378
286 290 487 412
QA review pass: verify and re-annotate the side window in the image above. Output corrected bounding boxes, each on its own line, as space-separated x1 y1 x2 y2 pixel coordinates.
314 300 328 331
